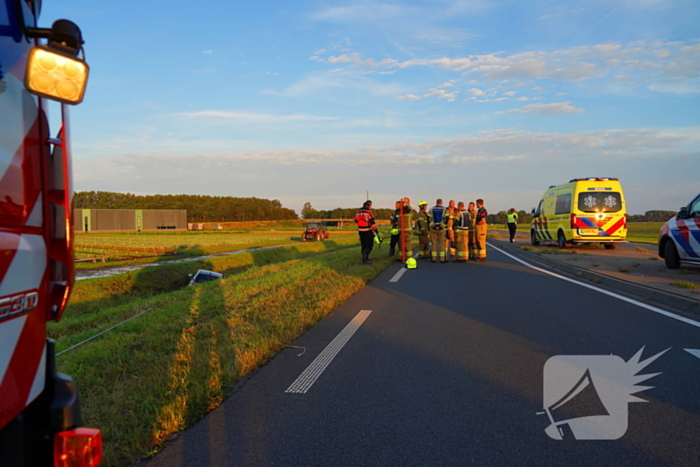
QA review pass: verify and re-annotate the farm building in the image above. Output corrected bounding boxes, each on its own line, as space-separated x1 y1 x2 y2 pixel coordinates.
74 209 188 232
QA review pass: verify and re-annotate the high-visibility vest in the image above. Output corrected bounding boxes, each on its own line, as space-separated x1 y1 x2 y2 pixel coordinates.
507 213 517 223
429 205 446 228
355 208 375 231
456 209 471 230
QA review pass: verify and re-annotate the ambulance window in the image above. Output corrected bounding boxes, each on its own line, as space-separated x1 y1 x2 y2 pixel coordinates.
536 200 544 216
578 192 622 213
555 194 571 215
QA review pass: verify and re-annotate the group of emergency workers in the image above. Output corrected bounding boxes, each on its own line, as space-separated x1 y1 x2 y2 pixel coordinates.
354 198 489 265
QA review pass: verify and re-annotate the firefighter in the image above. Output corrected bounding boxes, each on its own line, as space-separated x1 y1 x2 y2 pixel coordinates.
354 200 377 264
467 201 477 260
389 201 401 257
474 198 488 261
428 199 448 263
399 197 413 261
454 201 471 262
506 208 518 243
414 201 430 259
445 200 458 259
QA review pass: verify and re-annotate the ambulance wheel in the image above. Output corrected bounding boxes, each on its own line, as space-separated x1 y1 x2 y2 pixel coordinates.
557 231 567 249
530 230 540 246
664 240 680 269
604 244 617 250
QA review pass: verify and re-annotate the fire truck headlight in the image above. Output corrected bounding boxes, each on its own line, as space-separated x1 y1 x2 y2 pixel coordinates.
25 46 89 105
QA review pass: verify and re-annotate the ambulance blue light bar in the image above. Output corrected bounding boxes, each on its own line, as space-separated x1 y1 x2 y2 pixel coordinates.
568 177 618 182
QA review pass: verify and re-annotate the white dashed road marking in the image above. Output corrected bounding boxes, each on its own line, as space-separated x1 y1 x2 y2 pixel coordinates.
286 309 372 394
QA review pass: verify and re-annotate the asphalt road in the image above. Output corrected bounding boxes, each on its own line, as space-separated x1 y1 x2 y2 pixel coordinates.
146 245 700 467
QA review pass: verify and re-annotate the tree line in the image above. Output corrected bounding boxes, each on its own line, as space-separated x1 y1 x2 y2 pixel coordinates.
73 191 298 222
301 203 395 220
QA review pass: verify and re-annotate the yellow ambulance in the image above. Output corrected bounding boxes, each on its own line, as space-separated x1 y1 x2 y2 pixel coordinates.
530 178 627 249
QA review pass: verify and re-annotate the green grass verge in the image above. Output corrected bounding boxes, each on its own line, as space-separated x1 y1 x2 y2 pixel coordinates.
670 281 700 289
53 238 394 466
55 238 360 346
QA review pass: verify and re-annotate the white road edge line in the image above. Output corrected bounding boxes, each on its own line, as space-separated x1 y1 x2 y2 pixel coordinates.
389 252 420 283
285 309 372 394
684 349 700 360
488 242 700 329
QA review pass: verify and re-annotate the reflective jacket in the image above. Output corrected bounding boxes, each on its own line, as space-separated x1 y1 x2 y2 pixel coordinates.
355 207 376 232
507 213 518 224
429 205 447 230
414 211 430 235
456 209 472 230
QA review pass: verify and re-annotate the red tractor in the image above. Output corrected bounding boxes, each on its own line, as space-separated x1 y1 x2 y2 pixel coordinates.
301 222 327 242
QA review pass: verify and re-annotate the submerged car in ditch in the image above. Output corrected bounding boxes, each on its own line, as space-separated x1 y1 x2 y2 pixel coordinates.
188 270 224 286
658 193 700 269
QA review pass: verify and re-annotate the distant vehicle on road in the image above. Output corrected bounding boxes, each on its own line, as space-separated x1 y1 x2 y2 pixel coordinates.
658 193 700 269
531 177 627 249
302 222 327 242
188 270 223 286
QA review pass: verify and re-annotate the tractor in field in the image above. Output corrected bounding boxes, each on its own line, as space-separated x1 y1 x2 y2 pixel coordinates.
301 222 327 242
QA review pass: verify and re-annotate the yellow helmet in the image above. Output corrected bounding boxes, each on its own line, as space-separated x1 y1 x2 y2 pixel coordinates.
406 257 417 269
418 201 427 206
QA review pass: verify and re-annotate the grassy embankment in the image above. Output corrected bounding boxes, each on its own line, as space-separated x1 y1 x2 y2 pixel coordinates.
53 236 395 466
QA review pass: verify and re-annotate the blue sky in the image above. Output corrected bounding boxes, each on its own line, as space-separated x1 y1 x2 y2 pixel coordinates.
42 0 699 215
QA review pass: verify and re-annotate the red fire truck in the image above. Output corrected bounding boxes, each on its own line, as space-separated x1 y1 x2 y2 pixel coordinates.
1 1 101 465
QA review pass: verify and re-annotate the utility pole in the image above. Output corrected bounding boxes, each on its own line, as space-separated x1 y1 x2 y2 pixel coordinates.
366 190 369 200
399 198 406 264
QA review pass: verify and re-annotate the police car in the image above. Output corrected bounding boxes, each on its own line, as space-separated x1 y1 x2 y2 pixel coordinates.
658 193 700 269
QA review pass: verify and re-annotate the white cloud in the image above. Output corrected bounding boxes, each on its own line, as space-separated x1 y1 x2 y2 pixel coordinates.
202 50 213 54
507 102 584 115
467 88 485 97
423 89 460 101
397 94 421 100
317 40 700 93
504 91 516 96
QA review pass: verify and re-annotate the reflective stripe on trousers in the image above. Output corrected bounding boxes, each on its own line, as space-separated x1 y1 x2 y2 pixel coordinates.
455 230 468 259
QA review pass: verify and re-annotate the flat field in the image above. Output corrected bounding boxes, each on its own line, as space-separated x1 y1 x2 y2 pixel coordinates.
75 229 355 268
